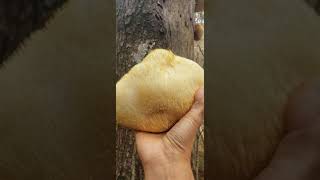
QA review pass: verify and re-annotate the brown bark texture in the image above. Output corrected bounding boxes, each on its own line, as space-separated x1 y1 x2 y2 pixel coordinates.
195 0 204 12
116 0 200 179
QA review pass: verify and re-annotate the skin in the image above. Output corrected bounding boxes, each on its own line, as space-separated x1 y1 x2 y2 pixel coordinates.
254 79 320 180
136 79 320 180
136 87 204 180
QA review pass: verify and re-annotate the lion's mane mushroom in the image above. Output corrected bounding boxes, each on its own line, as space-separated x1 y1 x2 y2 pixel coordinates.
116 49 204 133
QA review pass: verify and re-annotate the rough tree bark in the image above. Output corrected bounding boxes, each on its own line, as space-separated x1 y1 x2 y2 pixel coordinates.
116 0 200 179
195 0 204 12
0 0 67 64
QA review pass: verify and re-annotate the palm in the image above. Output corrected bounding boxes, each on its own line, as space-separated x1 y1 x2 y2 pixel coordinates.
134 87 204 170
135 132 168 166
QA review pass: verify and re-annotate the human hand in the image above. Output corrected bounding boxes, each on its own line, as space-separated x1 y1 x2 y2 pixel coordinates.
135 87 204 180
255 79 320 180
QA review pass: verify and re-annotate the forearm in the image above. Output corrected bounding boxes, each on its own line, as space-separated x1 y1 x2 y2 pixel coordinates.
143 160 194 180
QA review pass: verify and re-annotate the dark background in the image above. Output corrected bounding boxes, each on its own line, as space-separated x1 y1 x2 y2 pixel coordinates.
0 0 115 179
206 0 320 179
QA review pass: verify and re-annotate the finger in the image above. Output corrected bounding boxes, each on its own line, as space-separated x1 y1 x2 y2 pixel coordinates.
256 79 320 179
285 78 320 132
135 131 144 140
166 87 204 148
135 131 150 152
135 131 154 142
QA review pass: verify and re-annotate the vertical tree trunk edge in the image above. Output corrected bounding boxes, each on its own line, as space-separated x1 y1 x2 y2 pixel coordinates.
116 0 200 179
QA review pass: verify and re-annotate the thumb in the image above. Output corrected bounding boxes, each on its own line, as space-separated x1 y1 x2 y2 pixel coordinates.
183 86 205 128
165 87 204 150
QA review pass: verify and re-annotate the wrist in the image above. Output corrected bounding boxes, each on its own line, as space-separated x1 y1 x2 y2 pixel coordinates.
143 159 194 180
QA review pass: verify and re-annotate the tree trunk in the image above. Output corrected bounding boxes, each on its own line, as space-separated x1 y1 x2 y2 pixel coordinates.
195 0 204 12
0 0 68 65
116 0 198 179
